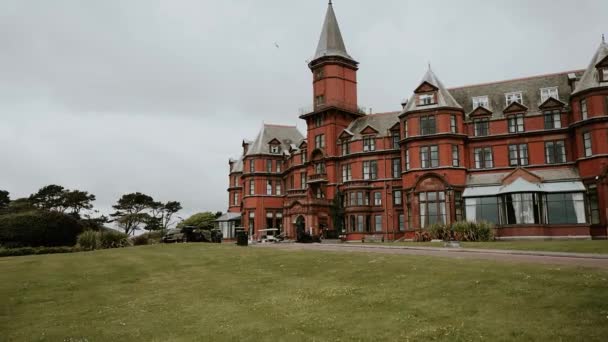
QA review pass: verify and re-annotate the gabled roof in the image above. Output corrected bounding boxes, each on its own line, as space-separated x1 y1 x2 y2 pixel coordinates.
503 101 529 114
538 97 566 110
346 112 400 139
573 40 608 95
468 106 493 117
312 2 355 62
339 129 354 140
246 124 305 156
403 67 462 113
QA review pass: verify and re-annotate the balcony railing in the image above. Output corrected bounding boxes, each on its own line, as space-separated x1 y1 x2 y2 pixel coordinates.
287 189 308 197
308 173 328 183
299 99 368 116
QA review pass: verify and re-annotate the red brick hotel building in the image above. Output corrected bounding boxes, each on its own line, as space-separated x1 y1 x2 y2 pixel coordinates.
226 2 608 241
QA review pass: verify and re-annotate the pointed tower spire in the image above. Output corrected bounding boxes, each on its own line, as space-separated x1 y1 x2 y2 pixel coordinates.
572 39 608 94
403 67 462 112
312 1 355 62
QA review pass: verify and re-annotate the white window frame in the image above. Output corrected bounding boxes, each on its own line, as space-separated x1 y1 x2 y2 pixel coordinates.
505 92 523 106
540 87 559 103
472 96 489 109
418 93 434 106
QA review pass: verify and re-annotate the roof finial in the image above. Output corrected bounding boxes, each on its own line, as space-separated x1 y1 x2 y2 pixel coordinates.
329 0 332 5
603 33 605 44
428 61 432 70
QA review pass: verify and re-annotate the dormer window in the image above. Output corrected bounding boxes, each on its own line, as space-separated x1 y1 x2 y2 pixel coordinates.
601 67 608 82
472 96 489 109
540 87 559 102
505 92 523 106
269 144 281 154
363 136 376 151
418 93 435 106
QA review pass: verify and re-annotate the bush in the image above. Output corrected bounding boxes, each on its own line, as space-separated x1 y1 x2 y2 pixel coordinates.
78 230 130 250
451 221 495 242
77 230 99 250
414 230 432 242
131 234 150 246
0 246 78 257
428 223 452 240
0 210 83 247
99 230 130 249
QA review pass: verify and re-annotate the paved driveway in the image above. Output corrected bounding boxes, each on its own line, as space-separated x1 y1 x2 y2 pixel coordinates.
255 243 608 269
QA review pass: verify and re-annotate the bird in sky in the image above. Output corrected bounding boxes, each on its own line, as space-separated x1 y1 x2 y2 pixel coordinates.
274 42 280 48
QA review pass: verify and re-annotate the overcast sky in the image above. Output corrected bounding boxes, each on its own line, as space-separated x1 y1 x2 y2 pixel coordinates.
0 0 606 220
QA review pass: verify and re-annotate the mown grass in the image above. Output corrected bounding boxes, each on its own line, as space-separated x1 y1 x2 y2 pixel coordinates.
1 244 607 341
376 240 608 254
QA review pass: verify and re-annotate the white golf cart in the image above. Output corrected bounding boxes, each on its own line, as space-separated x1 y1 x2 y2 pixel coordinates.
258 228 280 243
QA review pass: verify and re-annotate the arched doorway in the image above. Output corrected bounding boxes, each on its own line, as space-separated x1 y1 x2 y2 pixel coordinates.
295 216 305 241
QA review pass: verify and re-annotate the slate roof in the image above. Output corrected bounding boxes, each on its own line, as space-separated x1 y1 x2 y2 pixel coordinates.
230 157 243 173
403 68 462 113
450 70 583 119
345 111 400 139
312 2 354 62
573 40 608 95
466 167 581 186
246 124 305 156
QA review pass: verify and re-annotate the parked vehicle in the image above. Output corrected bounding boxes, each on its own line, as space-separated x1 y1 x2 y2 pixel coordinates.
161 228 186 243
161 226 222 243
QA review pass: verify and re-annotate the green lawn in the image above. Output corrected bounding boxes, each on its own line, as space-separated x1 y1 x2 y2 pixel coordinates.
1 244 607 341
381 240 608 254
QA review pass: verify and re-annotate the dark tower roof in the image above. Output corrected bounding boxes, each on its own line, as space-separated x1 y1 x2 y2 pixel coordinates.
312 1 355 63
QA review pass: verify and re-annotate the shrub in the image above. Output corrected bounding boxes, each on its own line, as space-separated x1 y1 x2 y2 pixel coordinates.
131 234 150 246
99 230 130 249
428 223 452 241
0 210 83 247
413 230 432 242
451 221 495 242
77 230 99 250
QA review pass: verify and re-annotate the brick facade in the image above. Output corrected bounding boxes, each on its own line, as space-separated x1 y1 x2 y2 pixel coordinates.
226 3 608 240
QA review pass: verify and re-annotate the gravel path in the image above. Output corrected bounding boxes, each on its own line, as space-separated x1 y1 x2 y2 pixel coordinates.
255 243 608 269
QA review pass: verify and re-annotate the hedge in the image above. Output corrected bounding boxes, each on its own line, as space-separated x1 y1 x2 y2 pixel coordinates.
0 211 84 247
0 246 79 257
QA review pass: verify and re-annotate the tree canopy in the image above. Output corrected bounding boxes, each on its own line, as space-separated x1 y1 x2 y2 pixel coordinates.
110 193 182 235
177 212 217 230
0 190 9 210
28 185 96 217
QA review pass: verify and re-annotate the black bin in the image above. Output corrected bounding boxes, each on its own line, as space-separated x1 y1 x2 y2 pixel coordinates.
236 232 248 246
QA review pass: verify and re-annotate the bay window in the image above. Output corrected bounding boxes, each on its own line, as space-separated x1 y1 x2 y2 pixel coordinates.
420 145 439 169
419 191 446 228
545 193 585 224
545 140 566 164
583 132 592 157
